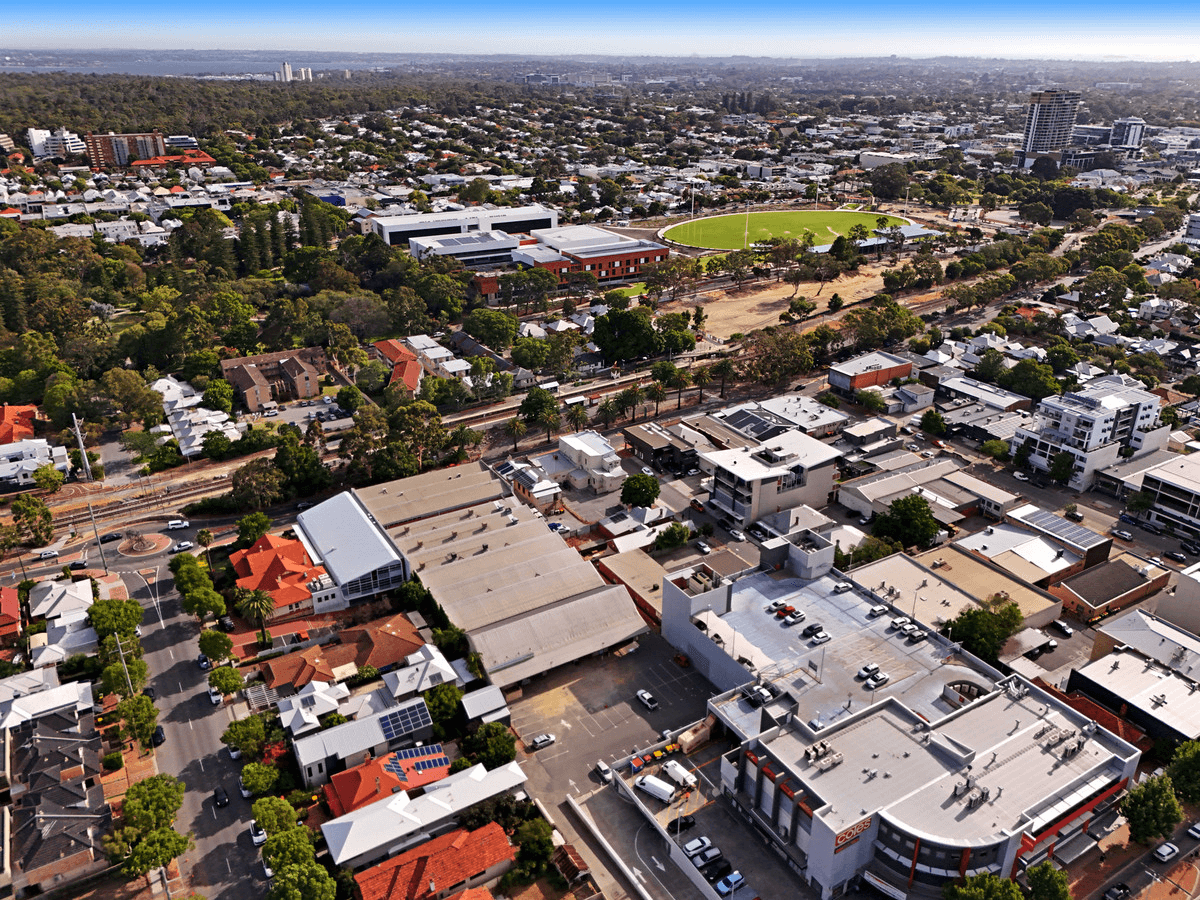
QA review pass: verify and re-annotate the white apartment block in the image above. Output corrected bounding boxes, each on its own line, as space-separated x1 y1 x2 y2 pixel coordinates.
0 440 69 486
701 430 842 527
1010 375 1166 491
26 127 85 159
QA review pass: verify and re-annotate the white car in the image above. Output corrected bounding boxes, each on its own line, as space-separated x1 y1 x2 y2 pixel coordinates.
729 529 746 542
889 617 911 631
1014 472 1030 482
250 819 267 846
636 689 659 710
810 631 831 645
208 685 222 705
595 760 613 783
857 663 880 680
695 541 712 555
1155 842 1180 862
172 541 194 553
683 837 713 857
530 733 556 750
641 466 656 477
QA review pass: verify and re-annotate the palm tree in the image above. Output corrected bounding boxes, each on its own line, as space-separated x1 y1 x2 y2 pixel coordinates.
565 402 589 432
626 384 644 422
672 369 692 409
647 382 667 417
711 359 736 397
536 405 561 444
196 529 214 571
236 588 275 646
504 416 527 452
693 366 712 402
597 398 619 429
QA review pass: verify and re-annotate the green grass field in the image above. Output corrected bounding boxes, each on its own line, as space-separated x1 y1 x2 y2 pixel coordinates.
664 210 906 251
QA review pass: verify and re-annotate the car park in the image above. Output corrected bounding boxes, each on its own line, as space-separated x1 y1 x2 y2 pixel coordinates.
866 672 891 689
702 859 733 883
695 541 711 555
197 654 211 670
250 820 267 846
801 622 824 637
1113 529 1133 541
530 733 556 750
1154 842 1180 862
692 847 723 868
213 786 229 808
857 663 880 680
1013 472 1029 482
636 689 659 710
811 631 831 645
683 837 713 857
715 872 746 896
783 610 806 626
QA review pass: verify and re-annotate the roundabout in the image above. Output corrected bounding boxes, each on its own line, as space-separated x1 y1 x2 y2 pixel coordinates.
662 209 908 251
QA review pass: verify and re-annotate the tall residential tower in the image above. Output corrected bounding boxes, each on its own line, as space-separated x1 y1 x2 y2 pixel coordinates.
1022 89 1082 154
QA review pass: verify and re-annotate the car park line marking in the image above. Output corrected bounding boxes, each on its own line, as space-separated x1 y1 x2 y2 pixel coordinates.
178 681 183 693
198 758 204 772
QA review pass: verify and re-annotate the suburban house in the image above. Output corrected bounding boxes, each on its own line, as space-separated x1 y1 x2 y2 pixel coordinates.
372 339 424 395
262 613 424 691
351 823 515 900
0 405 37 444
230 533 339 621
0 586 21 640
0 439 69 487
294 695 435 787
326 744 453 816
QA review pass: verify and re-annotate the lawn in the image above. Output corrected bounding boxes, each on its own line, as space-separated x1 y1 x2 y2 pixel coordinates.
664 210 906 251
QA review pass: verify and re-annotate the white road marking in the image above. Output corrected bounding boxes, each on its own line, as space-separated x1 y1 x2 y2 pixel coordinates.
168 649 174 660
559 719 573 729
199 758 204 772
651 856 665 872
631 867 645 884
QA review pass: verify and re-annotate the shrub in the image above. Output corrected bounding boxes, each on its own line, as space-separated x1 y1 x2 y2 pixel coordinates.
102 751 124 771
287 789 315 809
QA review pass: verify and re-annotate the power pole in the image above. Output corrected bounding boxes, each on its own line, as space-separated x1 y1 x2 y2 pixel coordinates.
113 633 134 695
87 500 108 575
71 414 92 482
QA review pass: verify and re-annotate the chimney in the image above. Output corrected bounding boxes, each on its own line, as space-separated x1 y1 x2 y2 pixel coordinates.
375 776 380 792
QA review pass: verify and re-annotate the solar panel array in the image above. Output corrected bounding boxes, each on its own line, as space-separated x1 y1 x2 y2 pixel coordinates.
414 756 450 771
1021 507 1107 549
379 701 433 742
380 743 448 781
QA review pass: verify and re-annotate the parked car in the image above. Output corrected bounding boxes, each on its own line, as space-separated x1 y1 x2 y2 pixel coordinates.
1051 619 1074 637
1182 541 1200 556
208 686 223 705
729 529 746 542
715 872 746 897
801 622 824 637
197 654 211 670
142 686 156 701
530 733 556 750
595 760 613 783
833 581 854 594
636 689 659 711
783 610 805 626
905 443 919 452
152 725 166 747
1141 521 1164 535
250 820 267 846
239 775 252 798
213 786 229 808
1119 513 1139 525
695 541 712 555
1113 529 1134 541
668 814 697 833
692 847 723 868
866 672 891 689
690 499 706 514
868 604 889 617
683 837 713 858
857 663 880 680
641 466 656 477
1167 551 1188 564
1013 472 1030 482
702 859 734 883
1188 822 1200 840
1065 509 1085 522
686 468 701 477
889 617 911 630
1102 885 1131 900
811 631 832 645
218 616 236 633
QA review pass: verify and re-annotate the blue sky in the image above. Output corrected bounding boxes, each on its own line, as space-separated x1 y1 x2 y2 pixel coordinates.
7 0 1200 59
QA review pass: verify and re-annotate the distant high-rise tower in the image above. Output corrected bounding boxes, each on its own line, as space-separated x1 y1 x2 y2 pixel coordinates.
1110 117 1146 148
1022 90 1082 154
279 62 293 83
300 67 313 82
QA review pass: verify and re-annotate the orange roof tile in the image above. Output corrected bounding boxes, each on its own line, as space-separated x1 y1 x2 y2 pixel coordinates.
229 534 326 612
0 405 37 444
263 612 422 690
0 586 18 627
373 339 418 366
353 824 514 900
326 747 451 817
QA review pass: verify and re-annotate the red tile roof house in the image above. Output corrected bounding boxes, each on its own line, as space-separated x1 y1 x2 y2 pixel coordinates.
0 585 21 641
353 823 514 900
325 745 452 817
262 612 424 691
229 534 335 622
372 339 424 396
0 404 38 444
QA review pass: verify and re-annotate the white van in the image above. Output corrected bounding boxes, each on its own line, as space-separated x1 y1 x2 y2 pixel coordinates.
634 774 675 804
167 520 190 530
662 759 698 790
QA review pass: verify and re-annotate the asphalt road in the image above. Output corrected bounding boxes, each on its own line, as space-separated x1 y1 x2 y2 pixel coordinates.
134 561 267 900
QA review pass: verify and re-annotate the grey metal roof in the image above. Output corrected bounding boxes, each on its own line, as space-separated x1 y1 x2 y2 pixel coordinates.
293 715 386 769
296 492 402 585
1009 505 1108 551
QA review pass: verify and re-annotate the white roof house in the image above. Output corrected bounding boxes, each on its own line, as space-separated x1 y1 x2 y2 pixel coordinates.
381 644 457 701
277 680 352 737
29 580 93 626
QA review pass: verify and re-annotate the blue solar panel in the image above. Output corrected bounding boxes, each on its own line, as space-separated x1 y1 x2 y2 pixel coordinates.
380 701 433 741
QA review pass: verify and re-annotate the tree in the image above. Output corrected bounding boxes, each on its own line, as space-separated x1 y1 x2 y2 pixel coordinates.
873 494 940 549
1048 452 1076 485
652 522 690 552
1026 862 1072 900
1127 490 1156 515
230 458 286 511
516 818 555 869
939 603 1023 663
535 404 560 443
263 826 316 871
201 379 234 414
11 493 52 546
121 828 193 877
1168 740 1200 803
920 409 946 437
337 385 364 412
980 440 1009 459
943 872 1024 900
459 721 517 769
999 359 1061 403
181 586 226 621
711 358 737 397
88 597 144 639
856 389 887 414
425 681 465 730
592 308 659 364
237 588 275 642
565 402 589 432
123 773 185 832
209 666 245 696
503 416 526 452
198 630 234 663
236 511 272 546
241 761 280 796
32 464 65 493
253 796 300 835
464 308 519 350
268 860 336 900
118 693 159 748
102 658 149 698
519 386 558 425
693 366 713 402
621 474 660 509
197 528 214 569
223 715 267 758
1122 774 1183 843
1181 375 1200 397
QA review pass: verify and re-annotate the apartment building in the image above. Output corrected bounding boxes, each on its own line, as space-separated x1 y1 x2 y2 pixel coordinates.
1021 90 1082 155
220 348 327 412
1009 375 1166 490
25 127 85 159
83 131 167 168
701 430 842 526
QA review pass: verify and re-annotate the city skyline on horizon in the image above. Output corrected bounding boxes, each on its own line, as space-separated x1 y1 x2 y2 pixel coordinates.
7 0 1200 64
